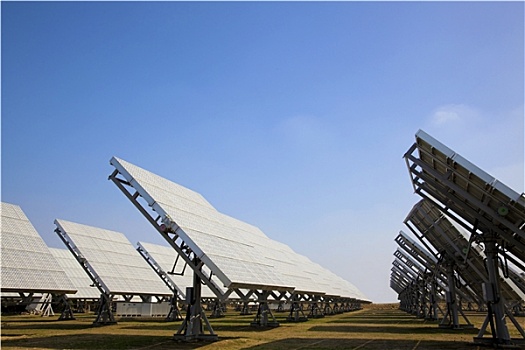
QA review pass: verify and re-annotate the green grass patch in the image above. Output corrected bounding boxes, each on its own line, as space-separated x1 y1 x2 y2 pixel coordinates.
1 305 523 349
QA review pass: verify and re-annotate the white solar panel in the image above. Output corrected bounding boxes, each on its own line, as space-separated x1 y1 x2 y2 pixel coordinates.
54 219 172 297
406 200 524 303
111 157 291 291
408 129 525 265
1 202 76 294
110 157 369 302
49 248 100 299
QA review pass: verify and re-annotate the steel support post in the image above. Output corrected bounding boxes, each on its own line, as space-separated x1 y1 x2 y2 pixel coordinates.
474 236 513 346
93 293 116 326
286 294 308 322
428 277 439 321
240 301 252 315
174 259 217 341
440 264 460 329
417 279 427 319
57 294 75 321
39 293 55 317
166 292 183 321
209 300 225 318
250 290 279 327
308 297 324 318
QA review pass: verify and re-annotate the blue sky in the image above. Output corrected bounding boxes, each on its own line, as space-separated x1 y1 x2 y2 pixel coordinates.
2 2 523 303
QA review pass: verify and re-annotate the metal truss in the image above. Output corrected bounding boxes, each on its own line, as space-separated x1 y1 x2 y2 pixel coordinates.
404 137 525 347
109 169 229 301
55 225 115 325
136 244 183 321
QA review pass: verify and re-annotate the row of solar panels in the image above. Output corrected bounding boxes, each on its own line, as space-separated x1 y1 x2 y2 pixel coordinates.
108 157 369 301
1 157 369 307
391 201 525 313
2 202 188 299
390 130 525 346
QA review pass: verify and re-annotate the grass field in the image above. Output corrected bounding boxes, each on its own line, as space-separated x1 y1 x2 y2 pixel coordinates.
1 304 524 349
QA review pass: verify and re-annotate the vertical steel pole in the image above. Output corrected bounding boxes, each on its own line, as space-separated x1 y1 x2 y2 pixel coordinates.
445 264 460 329
483 236 511 343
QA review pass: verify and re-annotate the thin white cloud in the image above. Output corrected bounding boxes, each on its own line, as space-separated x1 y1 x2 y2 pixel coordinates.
429 104 479 127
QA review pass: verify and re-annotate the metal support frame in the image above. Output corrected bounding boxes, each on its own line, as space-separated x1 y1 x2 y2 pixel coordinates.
474 234 525 346
94 293 117 326
405 142 525 346
57 294 76 321
136 244 183 321
239 301 253 315
55 225 116 326
174 262 217 341
109 170 228 301
33 293 54 317
209 300 225 318
404 147 525 268
286 294 308 322
427 276 441 320
137 244 184 297
394 249 443 320
439 262 473 329
307 295 324 318
323 301 334 315
250 290 279 327
166 293 183 321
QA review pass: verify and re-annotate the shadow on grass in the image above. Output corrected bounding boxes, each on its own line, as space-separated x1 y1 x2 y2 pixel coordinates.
116 317 181 323
2 333 227 349
2 322 94 331
120 323 277 333
308 324 479 335
326 318 435 325
240 337 474 350
212 325 277 332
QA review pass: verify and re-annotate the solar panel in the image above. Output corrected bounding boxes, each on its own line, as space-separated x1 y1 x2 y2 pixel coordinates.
49 248 100 299
54 219 172 297
394 250 426 277
405 199 524 305
394 231 481 309
395 231 439 271
405 129 525 269
1 202 76 295
109 157 293 296
109 157 369 337
109 157 369 303
403 129 525 345
508 267 525 295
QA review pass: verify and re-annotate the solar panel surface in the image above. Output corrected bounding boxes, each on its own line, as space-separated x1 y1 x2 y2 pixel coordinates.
406 199 523 303
55 219 172 297
49 248 100 299
110 157 369 302
1 202 76 294
406 129 525 265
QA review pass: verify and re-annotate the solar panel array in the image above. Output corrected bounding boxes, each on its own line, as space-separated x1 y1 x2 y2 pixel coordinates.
1 202 76 294
407 129 525 269
109 157 369 303
55 219 172 297
393 130 525 346
405 199 524 304
49 248 100 299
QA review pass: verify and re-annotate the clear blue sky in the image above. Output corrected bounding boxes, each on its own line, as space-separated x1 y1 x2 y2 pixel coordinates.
2 1 523 303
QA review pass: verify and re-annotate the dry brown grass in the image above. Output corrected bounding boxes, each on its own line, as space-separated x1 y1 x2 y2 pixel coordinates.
1 304 523 349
